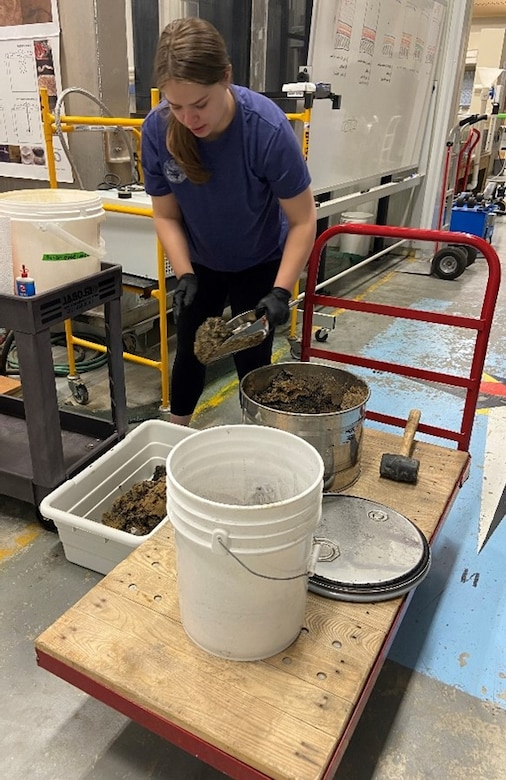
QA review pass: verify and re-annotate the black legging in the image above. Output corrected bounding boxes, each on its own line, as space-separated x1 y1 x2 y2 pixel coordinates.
170 259 281 417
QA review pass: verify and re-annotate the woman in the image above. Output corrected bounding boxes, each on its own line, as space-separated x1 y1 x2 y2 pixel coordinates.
141 17 316 426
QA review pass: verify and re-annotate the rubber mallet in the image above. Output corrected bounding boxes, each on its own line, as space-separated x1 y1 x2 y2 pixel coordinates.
379 409 421 484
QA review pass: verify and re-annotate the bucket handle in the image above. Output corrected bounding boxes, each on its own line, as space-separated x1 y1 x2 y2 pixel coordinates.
37 222 106 259
213 530 322 581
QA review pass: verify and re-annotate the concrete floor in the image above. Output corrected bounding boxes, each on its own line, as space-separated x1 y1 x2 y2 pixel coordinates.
1 219 505 779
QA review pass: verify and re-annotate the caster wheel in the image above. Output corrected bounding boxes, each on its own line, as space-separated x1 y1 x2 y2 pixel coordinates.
315 328 329 343
68 378 89 405
431 246 467 280
288 338 302 360
36 508 57 532
122 331 138 353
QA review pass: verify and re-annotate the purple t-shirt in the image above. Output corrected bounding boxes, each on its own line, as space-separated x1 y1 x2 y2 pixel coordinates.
141 85 311 272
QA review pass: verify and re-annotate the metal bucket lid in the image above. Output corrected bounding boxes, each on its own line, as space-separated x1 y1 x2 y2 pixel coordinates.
309 494 431 602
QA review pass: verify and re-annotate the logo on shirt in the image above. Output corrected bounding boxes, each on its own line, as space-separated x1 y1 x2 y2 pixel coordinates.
164 158 187 184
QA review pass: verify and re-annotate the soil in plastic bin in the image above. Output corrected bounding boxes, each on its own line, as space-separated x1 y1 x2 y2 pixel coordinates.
250 367 368 414
102 465 166 535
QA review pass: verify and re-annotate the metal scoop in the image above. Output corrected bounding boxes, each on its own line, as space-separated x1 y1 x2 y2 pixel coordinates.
196 294 303 365
198 310 270 364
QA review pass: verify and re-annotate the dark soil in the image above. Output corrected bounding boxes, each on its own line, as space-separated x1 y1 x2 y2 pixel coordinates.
194 316 265 364
194 317 230 364
102 465 166 535
250 368 368 413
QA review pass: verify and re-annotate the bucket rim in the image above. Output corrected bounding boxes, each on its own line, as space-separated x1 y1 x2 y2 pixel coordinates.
171 520 317 551
0 188 103 202
166 423 325 509
239 362 370 417
341 211 374 219
0 189 104 217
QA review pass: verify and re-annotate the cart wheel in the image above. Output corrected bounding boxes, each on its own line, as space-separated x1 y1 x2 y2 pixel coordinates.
315 328 329 342
463 246 478 266
449 243 477 267
122 331 138 353
288 337 302 360
467 196 476 208
431 246 467 280
36 508 57 532
455 195 466 207
68 378 89 405
495 199 506 213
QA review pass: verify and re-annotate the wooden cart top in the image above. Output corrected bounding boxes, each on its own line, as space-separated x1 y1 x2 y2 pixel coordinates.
35 427 469 780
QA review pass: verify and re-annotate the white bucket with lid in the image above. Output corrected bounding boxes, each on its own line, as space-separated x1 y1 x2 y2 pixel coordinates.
166 424 324 661
340 211 374 256
0 189 106 294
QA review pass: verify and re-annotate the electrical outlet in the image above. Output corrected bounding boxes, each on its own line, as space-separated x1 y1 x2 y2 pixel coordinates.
104 129 132 164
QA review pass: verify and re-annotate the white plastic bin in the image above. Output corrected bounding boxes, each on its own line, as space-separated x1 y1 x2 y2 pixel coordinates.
39 420 195 574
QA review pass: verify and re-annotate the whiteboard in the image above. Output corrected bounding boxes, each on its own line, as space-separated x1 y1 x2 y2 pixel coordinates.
306 0 447 193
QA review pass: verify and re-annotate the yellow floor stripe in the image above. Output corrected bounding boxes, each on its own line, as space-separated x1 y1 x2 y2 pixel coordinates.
0 524 41 564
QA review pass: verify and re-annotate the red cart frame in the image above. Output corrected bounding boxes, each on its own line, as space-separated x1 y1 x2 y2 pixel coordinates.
300 224 501 451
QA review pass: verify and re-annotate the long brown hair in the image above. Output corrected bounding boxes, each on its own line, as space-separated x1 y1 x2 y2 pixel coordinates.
154 18 231 184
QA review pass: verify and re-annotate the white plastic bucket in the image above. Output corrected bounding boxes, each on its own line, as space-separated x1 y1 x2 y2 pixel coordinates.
166 424 324 661
0 189 106 294
340 211 374 256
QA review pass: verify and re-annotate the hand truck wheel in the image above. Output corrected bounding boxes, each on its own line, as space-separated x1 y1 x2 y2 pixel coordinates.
431 246 467 280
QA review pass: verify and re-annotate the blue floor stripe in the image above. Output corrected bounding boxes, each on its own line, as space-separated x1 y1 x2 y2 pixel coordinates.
354 300 506 708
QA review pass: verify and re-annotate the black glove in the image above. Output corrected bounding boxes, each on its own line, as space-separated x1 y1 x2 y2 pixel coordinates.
172 273 198 324
255 287 291 328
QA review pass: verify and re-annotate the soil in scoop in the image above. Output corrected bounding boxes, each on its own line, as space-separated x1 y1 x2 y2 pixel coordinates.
250 368 368 413
102 465 166 536
194 316 265 364
194 317 230 364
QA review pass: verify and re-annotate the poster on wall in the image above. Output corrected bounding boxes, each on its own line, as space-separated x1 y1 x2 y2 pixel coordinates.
0 0 72 182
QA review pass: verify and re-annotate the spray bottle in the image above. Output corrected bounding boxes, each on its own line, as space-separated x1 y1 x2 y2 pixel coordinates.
15 265 36 297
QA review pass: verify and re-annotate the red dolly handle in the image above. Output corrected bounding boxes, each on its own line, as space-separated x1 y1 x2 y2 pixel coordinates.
301 224 501 451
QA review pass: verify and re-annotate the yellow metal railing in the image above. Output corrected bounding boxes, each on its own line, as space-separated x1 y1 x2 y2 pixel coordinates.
40 87 171 410
285 103 312 339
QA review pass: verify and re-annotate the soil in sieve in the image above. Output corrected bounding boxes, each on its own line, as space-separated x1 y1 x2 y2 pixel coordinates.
102 465 167 536
250 367 368 414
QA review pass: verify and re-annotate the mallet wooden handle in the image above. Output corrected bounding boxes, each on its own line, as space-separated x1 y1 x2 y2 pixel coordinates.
399 409 421 457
